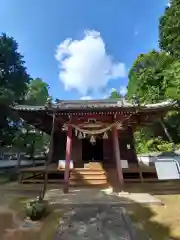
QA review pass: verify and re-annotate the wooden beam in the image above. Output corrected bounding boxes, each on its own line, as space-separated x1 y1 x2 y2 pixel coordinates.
40 113 56 199
112 125 124 187
63 125 72 193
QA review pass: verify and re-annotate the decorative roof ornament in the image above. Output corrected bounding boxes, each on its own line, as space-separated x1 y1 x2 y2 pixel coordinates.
45 96 52 108
117 99 123 106
103 132 108 139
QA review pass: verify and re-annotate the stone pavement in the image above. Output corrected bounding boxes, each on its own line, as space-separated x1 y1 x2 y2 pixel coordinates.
53 205 139 240
48 188 159 239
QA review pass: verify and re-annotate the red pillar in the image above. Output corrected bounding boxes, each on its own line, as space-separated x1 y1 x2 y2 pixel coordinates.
112 125 124 186
63 125 72 193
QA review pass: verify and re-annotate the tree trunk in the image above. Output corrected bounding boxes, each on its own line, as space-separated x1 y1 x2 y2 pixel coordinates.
160 119 176 152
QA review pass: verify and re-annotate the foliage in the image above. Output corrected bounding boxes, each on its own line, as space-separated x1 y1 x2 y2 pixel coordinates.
0 33 30 146
25 199 48 221
0 33 30 104
127 50 174 103
159 0 180 58
21 78 51 156
163 61 180 100
25 78 50 105
127 49 180 153
0 33 51 157
109 89 122 98
135 131 174 154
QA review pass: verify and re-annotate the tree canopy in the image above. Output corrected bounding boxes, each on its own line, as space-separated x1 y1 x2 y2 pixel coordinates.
127 0 180 153
127 50 174 103
0 33 30 105
0 33 31 146
109 89 122 99
163 61 180 100
159 0 180 58
0 33 50 152
25 78 50 105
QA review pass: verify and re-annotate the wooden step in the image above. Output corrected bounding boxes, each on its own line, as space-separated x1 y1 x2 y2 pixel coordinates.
71 170 105 175
84 162 104 169
69 179 108 185
70 174 107 180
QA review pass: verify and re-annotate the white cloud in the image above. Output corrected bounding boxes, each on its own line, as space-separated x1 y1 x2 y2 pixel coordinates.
167 0 171 7
55 30 126 95
80 96 93 100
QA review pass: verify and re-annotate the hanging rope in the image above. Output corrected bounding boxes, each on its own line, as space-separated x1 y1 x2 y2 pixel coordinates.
63 114 133 135
70 121 118 134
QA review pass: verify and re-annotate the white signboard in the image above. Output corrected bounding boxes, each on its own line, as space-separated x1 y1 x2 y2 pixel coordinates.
58 160 73 169
155 161 180 180
121 160 128 169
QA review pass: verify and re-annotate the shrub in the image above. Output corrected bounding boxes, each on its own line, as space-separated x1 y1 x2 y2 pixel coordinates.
25 199 48 221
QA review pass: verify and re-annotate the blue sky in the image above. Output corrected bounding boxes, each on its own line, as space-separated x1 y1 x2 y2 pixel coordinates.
0 0 168 100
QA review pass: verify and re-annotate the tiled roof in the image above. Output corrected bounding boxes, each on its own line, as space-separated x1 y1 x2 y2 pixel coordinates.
11 99 177 112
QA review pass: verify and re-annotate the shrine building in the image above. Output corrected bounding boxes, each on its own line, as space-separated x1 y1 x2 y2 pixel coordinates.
12 98 176 192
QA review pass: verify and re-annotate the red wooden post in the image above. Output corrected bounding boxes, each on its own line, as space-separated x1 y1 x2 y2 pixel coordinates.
112 125 124 186
63 125 72 193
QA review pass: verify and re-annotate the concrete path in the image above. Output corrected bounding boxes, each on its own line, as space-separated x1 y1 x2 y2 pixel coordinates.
45 188 162 206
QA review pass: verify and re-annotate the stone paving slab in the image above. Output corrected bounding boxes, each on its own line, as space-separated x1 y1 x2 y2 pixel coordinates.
54 205 139 240
45 188 162 206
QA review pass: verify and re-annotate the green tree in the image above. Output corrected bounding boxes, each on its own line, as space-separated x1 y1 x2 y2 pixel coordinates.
127 50 174 103
163 61 180 100
22 78 51 157
25 78 49 105
109 89 122 98
0 33 30 146
159 0 180 58
0 33 30 104
127 50 178 153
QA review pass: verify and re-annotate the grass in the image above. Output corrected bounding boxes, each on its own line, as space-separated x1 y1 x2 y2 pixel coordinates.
0 175 9 184
126 194 180 240
40 209 62 240
0 170 18 184
8 196 62 240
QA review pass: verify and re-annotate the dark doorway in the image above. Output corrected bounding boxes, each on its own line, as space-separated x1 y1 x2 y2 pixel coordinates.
82 138 103 162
